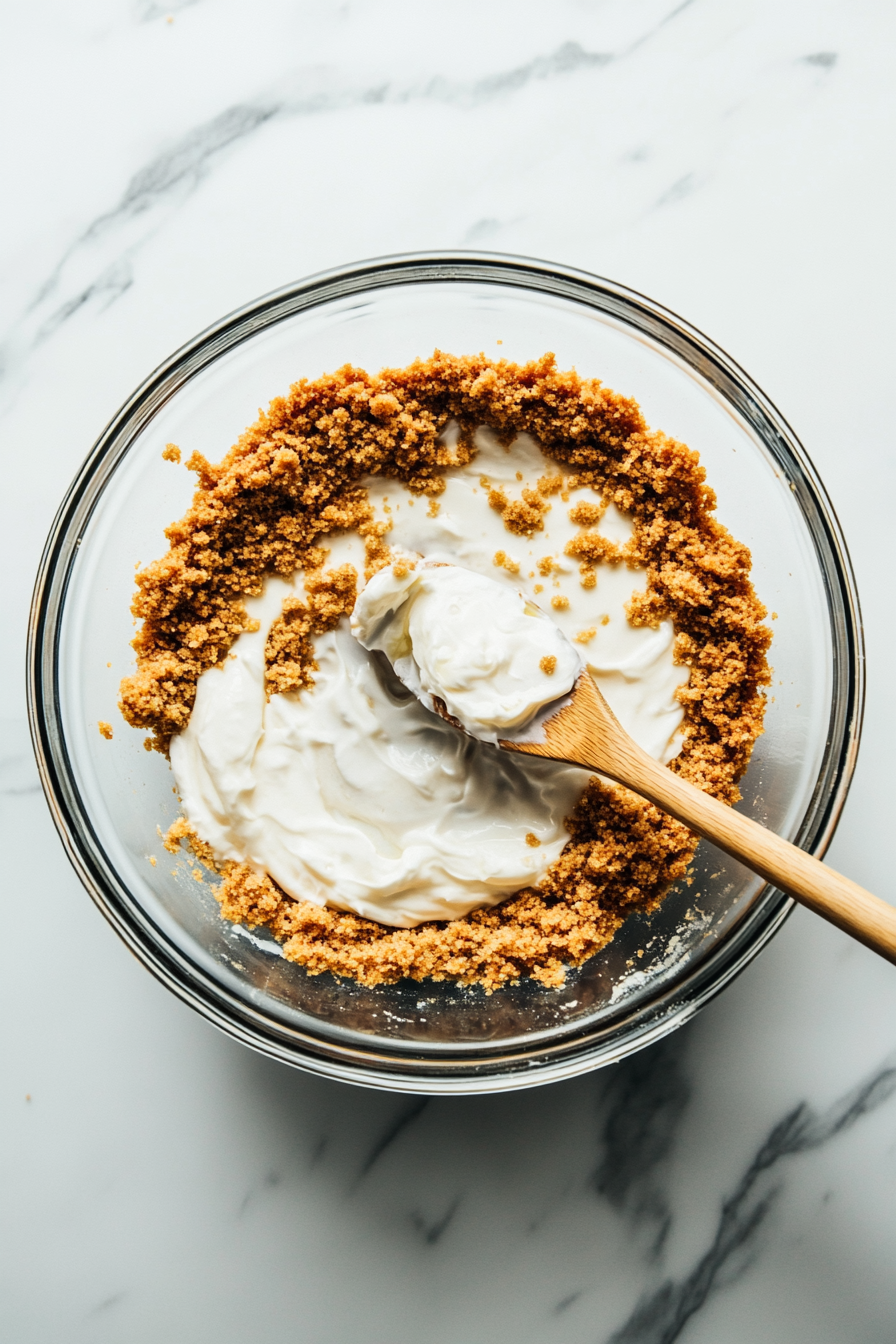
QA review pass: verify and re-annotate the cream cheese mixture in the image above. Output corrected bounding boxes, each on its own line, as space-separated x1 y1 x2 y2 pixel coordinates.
170 429 690 927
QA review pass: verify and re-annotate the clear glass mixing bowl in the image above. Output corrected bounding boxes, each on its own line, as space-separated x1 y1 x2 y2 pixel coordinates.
28 253 863 1093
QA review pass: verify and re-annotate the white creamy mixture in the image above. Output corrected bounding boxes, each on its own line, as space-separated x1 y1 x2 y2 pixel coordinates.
170 429 689 927
351 562 581 742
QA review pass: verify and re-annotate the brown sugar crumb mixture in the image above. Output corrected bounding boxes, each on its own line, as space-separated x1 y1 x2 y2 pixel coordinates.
119 352 770 992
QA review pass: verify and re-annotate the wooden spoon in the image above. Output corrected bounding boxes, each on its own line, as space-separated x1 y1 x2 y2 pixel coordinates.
496 672 896 965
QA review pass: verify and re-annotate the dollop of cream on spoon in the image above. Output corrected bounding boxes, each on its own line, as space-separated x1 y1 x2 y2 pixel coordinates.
351 560 582 744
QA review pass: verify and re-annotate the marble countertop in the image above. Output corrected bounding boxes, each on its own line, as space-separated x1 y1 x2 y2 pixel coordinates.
3 2 896 1340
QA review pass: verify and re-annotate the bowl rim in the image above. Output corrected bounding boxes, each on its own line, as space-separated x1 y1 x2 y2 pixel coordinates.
27 250 865 1093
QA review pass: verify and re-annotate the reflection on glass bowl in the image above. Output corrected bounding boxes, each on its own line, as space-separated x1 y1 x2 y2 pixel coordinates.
27 254 863 1093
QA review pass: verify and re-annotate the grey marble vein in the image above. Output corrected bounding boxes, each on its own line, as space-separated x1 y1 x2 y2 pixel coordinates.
88 105 280 236
410 1194 461 1245
3 34 632 372
606 1061 896 1344
309 1134 329 1168
655 174 699 210
621 0 698 58
0 0 729 381
138 0 202 20
594 1038 690 1259
3 0 719 391
358 1098 429 1179
802 52 838 69
26 102 279 348
237 1168 282 1219
427 41 612 106
555 1290 583 1315
36 259 136 344
89 1292 127 1317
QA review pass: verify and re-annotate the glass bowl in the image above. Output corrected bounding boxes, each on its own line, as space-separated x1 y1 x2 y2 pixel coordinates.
28 253 863 1094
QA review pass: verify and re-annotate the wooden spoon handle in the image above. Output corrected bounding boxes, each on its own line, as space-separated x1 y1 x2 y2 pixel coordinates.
617 745 896 964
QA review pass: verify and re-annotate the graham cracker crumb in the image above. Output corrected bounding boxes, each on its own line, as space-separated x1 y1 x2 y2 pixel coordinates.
568 499 605 526
264 565 357 698
98 721 113 740
525 832 541 847
163 817 217 867
493 550 520 575
162 443 181 463
120 351 770 992
551 595 570 611
575 628 597 644
540 655 558 675
488 484 550 537
566 531 625 567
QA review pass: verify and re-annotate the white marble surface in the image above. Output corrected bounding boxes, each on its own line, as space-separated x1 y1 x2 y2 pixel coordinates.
2 2 896 1340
